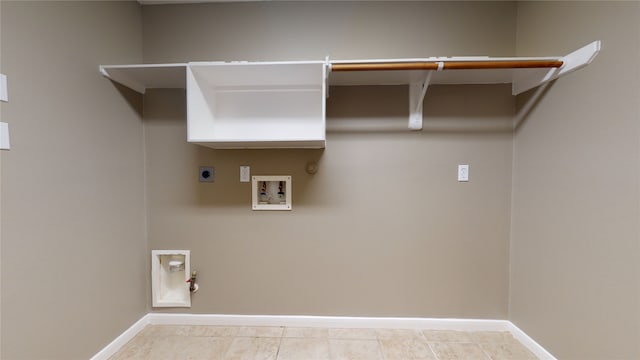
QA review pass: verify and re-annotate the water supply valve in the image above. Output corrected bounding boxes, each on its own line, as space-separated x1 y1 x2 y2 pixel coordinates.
186 270 199 293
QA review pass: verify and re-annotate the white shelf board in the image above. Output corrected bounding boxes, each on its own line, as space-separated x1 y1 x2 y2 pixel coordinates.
328 41 600 95
100 63 187 93
512 41 600 95
99 42 599 96
191 139 326 149
99 41 600 145
189 60 327 87
329 56 559 87
186 61 327 149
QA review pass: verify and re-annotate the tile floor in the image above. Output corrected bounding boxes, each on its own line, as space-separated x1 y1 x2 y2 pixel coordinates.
109 325 539 360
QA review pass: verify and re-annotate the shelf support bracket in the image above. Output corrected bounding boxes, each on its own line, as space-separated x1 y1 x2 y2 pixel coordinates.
512 40 601 95
325 56 331 99
409 70 434 130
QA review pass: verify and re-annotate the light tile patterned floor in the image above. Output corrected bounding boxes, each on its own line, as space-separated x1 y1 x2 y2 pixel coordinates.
109 325 539 360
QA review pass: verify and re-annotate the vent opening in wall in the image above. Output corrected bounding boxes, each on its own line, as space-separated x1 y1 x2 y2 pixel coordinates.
151 250 191 307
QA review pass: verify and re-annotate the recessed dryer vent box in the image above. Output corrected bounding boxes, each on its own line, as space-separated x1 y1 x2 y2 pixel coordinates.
151 250 191 308
186 61 327 149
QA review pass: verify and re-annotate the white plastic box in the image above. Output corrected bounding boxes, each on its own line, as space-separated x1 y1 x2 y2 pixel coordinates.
186 61 327 149
151 250 191 308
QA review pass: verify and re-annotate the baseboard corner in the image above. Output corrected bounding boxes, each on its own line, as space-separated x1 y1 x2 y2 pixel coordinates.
90 313 152 360
506 321 557 360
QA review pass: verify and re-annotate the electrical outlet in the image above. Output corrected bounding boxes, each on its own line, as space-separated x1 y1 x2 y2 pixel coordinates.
458 164 469 182
240 166 250 182
199 167 214 182
0 73 7 102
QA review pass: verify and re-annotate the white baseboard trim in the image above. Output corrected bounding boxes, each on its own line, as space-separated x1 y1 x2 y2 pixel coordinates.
92 313 556 360
507 321 557 360
90 314 151 360
146 313 512 331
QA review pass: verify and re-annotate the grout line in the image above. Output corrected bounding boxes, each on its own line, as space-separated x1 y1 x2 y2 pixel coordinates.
478 342 496 360
274 333 283 360
427 342 440 360
375 338 384 360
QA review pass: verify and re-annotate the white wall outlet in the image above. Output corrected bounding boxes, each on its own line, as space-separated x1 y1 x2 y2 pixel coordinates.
0 122 10 150
458 164 469 182
240 166 250 182
199 166 214 182
0 74 7 102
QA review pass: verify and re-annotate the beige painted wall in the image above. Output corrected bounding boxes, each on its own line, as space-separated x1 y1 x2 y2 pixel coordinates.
1 1 146 359
143 2 515 318
511 2 640 359
5 2 634 358
143 1 516 63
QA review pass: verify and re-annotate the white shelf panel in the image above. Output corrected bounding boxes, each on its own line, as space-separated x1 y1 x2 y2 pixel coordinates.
190 139 326 149
99 41 600 146
328 41 600 96
189 61 326 87
100 63 187 93
186 61 327 149
100 42 599 95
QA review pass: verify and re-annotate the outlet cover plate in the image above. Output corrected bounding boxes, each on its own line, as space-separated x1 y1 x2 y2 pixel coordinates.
199 166 214 182
240 166 250 182
458 164 469 182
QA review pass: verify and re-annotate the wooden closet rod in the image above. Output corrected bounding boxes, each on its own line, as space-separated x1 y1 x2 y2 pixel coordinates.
331 60 564 72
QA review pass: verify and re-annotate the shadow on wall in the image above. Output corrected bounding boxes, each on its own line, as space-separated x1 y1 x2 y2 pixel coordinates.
327 84 516 134
111 80 143 118
513 80 555 132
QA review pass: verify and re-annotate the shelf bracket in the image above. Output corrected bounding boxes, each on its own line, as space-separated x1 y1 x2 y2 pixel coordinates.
325 56 331 99
409 70 434 130
512 41 601 95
